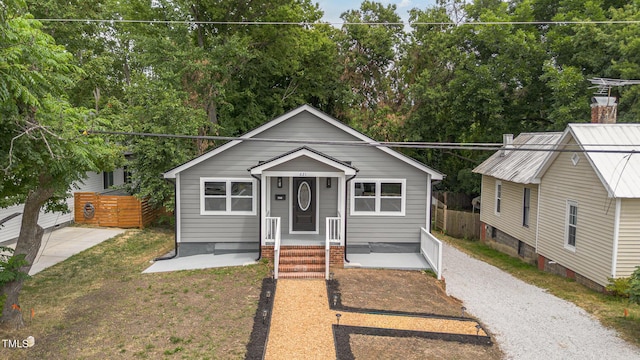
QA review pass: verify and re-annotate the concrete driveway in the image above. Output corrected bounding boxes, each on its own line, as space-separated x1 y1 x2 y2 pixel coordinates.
2 226 126 275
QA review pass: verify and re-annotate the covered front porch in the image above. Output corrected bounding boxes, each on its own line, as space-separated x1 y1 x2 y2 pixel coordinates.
248 147 358 279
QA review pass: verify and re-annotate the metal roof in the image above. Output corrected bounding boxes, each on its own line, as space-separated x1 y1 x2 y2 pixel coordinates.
567 124 640 198
473 132 563 184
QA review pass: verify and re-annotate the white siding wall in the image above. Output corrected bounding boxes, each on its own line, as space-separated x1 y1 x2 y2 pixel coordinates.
537 139 615 286
479 176 538 248
0 170 125 243
616 199 640 277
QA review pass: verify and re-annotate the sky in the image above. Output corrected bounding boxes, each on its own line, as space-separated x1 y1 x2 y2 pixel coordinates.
317 0 438 25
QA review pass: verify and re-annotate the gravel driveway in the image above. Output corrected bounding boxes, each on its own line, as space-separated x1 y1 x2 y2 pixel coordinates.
442 244 640 360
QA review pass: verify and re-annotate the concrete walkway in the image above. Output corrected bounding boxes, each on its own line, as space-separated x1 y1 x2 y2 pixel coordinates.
143 252 258 273
344 252 430 270
442 244 640 360
3 226 126 275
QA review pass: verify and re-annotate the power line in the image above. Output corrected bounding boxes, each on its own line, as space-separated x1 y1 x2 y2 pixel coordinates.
86 130 640 154
32 18 640 26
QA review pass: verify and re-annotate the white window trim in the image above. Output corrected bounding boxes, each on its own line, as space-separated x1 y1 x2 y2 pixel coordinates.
564 200 578 252
350 179 406 216
200 177 257 215
495 180 502 216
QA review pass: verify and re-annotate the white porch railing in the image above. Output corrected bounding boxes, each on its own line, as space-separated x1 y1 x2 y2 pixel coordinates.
265 216 278 242
325 216 341 280
420 227 443 280
266 217 281 279
326 217 341 243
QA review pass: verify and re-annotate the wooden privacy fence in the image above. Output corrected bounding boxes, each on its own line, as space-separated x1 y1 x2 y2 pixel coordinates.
74 192 159 228
432 204 480 240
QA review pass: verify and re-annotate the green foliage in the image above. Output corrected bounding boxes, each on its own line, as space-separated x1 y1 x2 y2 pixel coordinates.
20 0 640 201
0 246 30 287
606 276 630 298
629 266 640 305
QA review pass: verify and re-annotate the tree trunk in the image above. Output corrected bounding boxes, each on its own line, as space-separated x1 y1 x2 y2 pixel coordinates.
1 182 54 327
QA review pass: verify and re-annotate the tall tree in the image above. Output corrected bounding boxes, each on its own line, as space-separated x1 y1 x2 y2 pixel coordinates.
0 1 121 326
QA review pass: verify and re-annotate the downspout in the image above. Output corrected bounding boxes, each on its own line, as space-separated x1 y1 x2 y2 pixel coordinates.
344 173 358 263
251 174 262 261
154 178 178 261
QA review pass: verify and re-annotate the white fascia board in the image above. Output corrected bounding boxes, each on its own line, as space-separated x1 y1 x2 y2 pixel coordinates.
250 148 356 175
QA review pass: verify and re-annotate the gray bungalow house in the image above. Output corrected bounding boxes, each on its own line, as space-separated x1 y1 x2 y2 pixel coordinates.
163 105 444 278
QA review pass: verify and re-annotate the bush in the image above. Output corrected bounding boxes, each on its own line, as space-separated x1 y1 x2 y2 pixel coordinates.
606 277 630 298
629 266 640 305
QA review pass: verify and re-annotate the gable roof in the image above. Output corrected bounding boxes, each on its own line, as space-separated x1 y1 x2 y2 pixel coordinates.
535 123 640 198
473 132 563 184
248 146 358 175
164 104 444 180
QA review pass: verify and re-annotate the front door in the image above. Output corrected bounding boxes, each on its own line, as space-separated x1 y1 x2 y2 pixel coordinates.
292 177 316 232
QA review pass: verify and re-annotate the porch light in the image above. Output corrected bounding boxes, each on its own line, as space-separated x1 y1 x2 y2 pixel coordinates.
461 306 466 317
333 293 339 307
262 309 269 324
326 177 331 188
266 290 272 302
475 324 481 336
336 313 341 326
277 177 282 188
329 272 334 281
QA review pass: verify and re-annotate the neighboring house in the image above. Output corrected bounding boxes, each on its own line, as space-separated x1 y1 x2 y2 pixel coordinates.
0 169 126 243
473 132 563 263
534 123 640 290
474 96 640 291
163 105 444 277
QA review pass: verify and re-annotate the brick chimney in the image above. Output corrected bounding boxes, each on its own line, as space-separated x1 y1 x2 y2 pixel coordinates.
591 96 617 124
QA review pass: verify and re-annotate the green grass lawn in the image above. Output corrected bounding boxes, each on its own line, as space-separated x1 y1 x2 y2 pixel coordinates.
3 228 269 359
436 232 640 346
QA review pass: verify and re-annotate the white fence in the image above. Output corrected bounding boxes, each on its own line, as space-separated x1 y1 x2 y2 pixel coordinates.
420 227 443 280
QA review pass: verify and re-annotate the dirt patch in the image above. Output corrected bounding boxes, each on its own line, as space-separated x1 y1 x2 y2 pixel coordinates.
348 334 503 360
333 268 464 316
331 268 503 360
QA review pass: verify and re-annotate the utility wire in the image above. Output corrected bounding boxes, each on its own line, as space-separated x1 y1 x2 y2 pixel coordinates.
32 18 640 26
86 130 640 154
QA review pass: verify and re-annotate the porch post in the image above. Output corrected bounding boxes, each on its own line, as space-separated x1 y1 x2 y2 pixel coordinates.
426 173 432 233
260 175 267 245
339 174 346 246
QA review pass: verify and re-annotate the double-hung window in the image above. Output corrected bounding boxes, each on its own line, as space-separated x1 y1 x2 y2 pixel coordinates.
522 188 531 227
565 200 578 250
351 179 405 216
495 180 502 215
201 178 256 215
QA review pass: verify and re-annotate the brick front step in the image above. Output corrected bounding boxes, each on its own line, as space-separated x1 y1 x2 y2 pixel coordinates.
280 248 325 257
278 272 325 279
279 256 325 265
279 264 325 273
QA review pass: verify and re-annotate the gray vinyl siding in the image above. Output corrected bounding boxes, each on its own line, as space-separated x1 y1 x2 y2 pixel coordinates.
269 177 290 227
267 156 344 173
616 199 640 278
537 139 615 286
479 176 538 248
178 111 428 244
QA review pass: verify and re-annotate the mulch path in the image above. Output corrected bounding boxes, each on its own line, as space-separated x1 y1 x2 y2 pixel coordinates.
251 273 491 360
